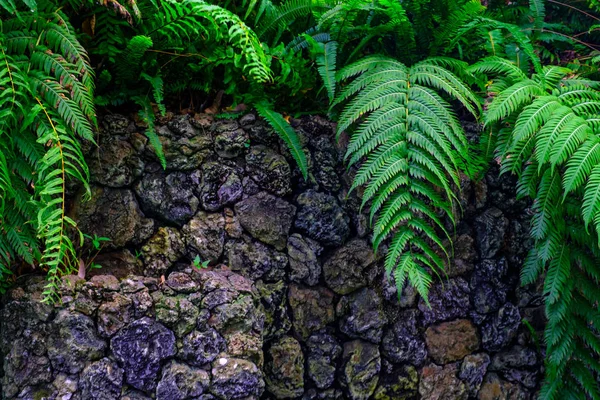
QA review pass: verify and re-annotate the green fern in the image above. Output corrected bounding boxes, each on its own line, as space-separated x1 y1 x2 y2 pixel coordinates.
482 58 600 399
254 101 308 180
335 56 479 304
0 1 95 300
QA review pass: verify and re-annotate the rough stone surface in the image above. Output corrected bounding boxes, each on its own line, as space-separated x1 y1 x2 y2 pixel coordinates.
478 373 529 400
341 340 381 400
295 190 350 246
381 310 427 366
211 357 265 399
225 235 288 281
374 365 418 400
475 207 508 259
460 353 491 397
135 171 199 226
152 116 213 170
72 186 154 249
287 234 322 286
197 162 244 211
80 358 123 400
89 133 144 187
1 114 545 400
246 145 292 196
235 192 296 251
110 317 177 391
288 284 335 340
419 278 471 325
180 328 227 366
141 227 186 277
419 363 467 400
156 361 210 400
183 211 226 262
337 288 388 344
481 303 521 352
307 332 341 390
265 336 304 399
323 239 375 295
48 310 107 374
425 319 480 364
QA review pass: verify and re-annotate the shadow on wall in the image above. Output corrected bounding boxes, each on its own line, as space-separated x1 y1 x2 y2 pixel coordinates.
1 113 545 399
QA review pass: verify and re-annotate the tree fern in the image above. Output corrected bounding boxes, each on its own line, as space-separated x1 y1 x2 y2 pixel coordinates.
335 56 479 304
482 58 600 399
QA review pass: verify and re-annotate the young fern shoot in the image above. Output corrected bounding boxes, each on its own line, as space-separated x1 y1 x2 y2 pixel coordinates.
334 55 480 304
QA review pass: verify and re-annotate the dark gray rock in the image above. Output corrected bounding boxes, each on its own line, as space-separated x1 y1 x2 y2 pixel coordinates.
234 192 296 251
246 145 292 196
208 293 261 334
141 227 186 277
287 234 323 286
97 294 133 337
3 339 52 393
288 284 335 340
503 369 539 389
72 186 154 249
179 328 226 366
475 207 508 259
418 277 470 325
182 211 226 262
340 340 381 400
265 336 305 399
156 361 210 400
110 317 177 392
337 288 387 343
153 294 199 337
102 114 131 134
256 281 292 341
48 310 107 374
373 365 418 400
224 235 288 281
307 332 342 389
213 122 249 159
135 171 199 226
211 357 265 399
295 190 350 247
90 133 144 187
471 258 509 314
490 346 538 371
196 162 244 211
122 389 153 400
481 303 521 352
151 116 213 170
459 353 490 397
381 310 427 366
80 358 124 400
311 135 340 192
323 239 375 295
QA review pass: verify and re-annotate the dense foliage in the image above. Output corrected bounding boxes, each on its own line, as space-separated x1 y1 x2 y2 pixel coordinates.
2 0 600 396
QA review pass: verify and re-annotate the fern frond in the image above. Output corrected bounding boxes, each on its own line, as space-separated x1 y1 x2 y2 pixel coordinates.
336 56 473 301
254 101 308 179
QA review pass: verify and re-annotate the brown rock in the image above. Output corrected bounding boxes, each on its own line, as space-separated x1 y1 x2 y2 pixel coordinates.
419 363 468 400
478 373 529 400
425 319 480 364
288 284 335 340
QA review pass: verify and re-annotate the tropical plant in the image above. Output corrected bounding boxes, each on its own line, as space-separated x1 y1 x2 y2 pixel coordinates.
333 55 480 304
474 57 600 399
0 0 95 301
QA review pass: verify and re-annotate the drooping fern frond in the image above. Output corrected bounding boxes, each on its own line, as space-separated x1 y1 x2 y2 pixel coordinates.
335 56 479 304
483 60 600 399
254 101 308 180
0 2 95 299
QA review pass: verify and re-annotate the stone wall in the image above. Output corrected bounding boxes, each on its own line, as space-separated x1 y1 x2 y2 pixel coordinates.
0 113 545 399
